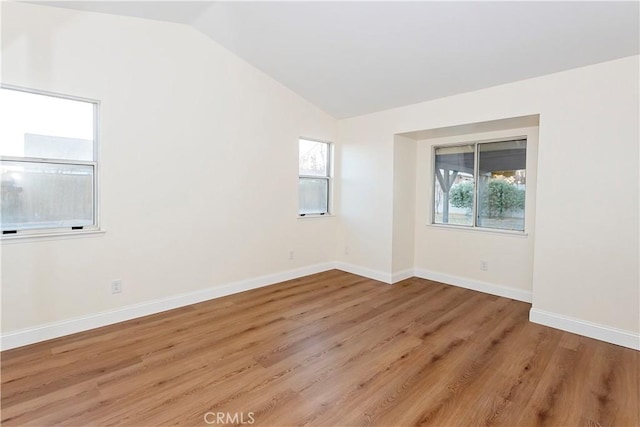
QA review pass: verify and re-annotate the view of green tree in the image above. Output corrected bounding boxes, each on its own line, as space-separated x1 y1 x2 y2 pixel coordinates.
449 176 525 218
449 181 473 210
480 177 525 218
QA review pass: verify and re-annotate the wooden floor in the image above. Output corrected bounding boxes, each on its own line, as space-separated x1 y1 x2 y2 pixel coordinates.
1 270 638 426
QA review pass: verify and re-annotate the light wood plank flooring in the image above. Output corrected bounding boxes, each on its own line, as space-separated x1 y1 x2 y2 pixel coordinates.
2 270 638 426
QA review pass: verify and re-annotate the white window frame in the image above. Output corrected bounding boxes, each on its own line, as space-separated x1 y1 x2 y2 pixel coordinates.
0 85 101 240
431 136 527 234
298 137 332 217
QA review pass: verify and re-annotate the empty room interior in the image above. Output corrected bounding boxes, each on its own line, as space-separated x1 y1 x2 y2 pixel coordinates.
1 1 639 426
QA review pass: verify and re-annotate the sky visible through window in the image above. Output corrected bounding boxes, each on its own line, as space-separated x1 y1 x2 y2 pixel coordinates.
0 88 93 158
299 139 328 177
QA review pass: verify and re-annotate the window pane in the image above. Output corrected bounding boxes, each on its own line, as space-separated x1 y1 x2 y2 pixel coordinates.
1 161 94 231
299 178 328 215
434 145 474 226
0 88 94 161
477 140 526 231
299 139 328 177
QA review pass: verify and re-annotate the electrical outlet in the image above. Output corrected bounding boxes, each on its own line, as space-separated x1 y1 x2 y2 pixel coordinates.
111 280 123 294
289 251 294 260
344 246 350 255
480 261 489 271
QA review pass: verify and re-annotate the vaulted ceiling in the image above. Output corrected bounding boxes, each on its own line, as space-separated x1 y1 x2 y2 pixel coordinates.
31 1 640 118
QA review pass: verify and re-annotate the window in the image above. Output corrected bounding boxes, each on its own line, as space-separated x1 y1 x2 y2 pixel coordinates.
298 138 331 216
0 86 99 236
433 138 526 231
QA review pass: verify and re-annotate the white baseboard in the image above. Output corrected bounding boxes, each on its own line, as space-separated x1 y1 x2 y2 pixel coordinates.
530 308 640 351
333 261 393 284
0 262 335 351
413 268 533 303
333 262 412 284
391 268 414 284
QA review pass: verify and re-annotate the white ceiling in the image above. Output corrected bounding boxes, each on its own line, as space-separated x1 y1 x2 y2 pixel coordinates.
30 1 640 118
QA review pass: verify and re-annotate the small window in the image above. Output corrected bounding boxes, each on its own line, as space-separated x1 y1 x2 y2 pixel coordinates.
434 139 526 231
299 138 331 216
0 86 99 236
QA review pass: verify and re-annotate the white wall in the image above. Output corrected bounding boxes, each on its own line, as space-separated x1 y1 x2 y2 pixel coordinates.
335 117 394 274
337 55 639 336
391 135 416 274
0 3 338 334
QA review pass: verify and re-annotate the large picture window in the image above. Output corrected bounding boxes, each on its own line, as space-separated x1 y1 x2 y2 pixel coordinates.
433 139 526 231
0 86 99 236
299 138 331 216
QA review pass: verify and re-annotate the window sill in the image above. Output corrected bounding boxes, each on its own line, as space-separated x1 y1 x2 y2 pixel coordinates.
1 229 106 244
425 223 528 237
297 214 335 220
